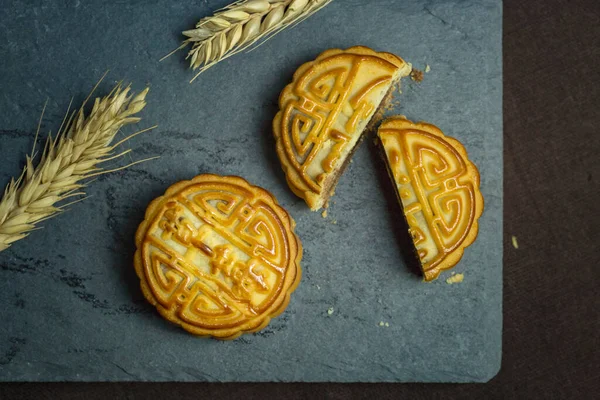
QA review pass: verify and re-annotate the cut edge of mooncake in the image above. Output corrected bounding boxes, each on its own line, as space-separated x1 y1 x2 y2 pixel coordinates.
317 80 402 210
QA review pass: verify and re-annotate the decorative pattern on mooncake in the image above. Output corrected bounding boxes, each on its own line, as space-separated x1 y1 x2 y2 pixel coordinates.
378 118 484 281
134 175 302 339
274 46 411 210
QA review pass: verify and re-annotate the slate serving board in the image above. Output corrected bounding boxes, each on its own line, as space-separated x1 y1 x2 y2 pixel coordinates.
0 0 502 382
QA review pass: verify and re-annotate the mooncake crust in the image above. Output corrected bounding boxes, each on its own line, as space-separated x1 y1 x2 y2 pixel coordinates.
134 174 302 339
274 46 411 210
378 117 484 281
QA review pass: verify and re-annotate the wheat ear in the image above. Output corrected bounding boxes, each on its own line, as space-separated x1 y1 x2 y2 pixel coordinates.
0 76 157 252
165 0 332 82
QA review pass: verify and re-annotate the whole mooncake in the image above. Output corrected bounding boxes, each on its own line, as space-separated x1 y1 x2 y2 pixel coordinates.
377 117 484 281
134 174 302 339
274 46 412 210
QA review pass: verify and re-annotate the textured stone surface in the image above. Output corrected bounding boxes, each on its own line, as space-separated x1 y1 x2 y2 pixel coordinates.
0 0 502 382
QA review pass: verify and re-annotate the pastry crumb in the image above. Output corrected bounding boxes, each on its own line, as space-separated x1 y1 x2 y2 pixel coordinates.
511 235 519 249
384 97 400 111
331 219 337 225
327 307 334 315
410 69 424 82
321 210 328 218
395 81 403 94
386 99 401 111
379 321 385 327
425 64 431 73
446 273 464 284
385 322 389 327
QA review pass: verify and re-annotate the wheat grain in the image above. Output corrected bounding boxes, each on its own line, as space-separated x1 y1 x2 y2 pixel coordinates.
0 75 157 252
165 0 332 82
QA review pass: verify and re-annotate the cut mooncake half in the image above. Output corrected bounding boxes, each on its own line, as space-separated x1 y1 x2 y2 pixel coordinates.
274 46 412 210
377 117 484 281
134 174 302 339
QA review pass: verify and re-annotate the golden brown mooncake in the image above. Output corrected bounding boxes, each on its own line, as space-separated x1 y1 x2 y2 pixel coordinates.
134 174 302 339
273 46 412 211
377 117 484 281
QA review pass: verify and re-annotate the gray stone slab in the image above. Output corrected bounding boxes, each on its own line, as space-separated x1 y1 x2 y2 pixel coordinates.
0 0 502 382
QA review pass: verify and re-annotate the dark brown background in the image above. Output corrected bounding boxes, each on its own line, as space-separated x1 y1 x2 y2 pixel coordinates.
2 0 599 398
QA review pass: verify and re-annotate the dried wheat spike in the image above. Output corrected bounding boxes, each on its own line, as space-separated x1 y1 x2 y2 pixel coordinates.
169 0 332 82
0 76 157 252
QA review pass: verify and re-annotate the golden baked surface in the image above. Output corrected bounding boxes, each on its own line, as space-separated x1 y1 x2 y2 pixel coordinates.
378 118 484 281
134 175 302 339
274 46 411 210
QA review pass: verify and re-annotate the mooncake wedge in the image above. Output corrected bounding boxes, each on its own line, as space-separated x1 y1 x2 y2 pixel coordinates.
274 46 412 210
134 174 302 339
377 117 484 281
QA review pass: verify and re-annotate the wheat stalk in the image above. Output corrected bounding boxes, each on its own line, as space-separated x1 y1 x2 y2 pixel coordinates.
0 75 157 252
164 0 332 82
